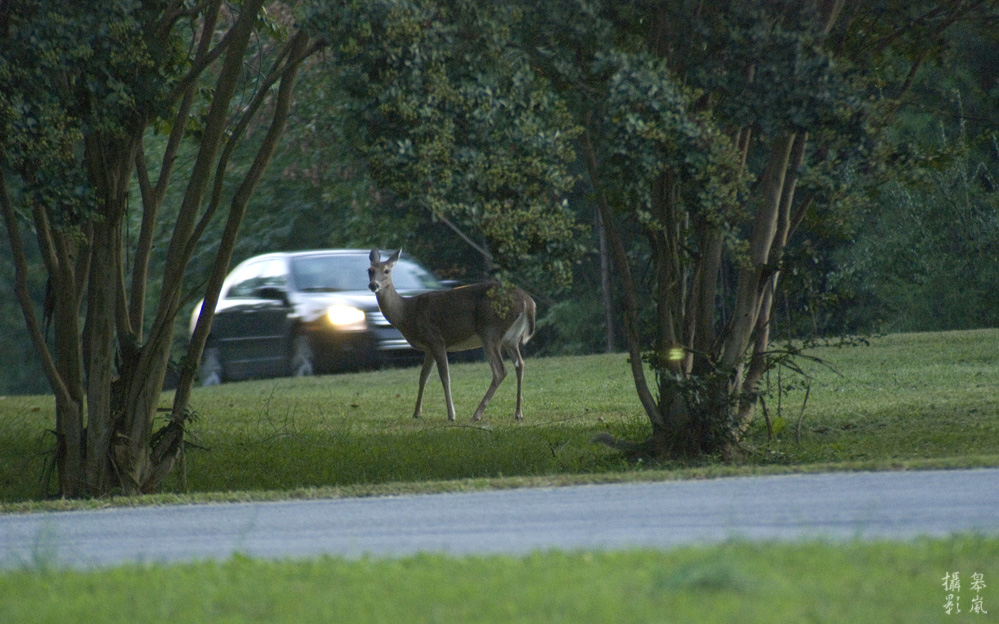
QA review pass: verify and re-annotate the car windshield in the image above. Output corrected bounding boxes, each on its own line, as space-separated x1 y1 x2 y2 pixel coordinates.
290 254 441 292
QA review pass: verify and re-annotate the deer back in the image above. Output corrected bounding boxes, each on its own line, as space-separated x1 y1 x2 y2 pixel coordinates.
399 283 531 351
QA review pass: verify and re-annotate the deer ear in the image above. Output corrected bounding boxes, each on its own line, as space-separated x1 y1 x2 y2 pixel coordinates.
388 249 401 264
369 248 380 263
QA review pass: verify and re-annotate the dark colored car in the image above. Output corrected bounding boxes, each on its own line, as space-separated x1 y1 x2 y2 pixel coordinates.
189 249 444 385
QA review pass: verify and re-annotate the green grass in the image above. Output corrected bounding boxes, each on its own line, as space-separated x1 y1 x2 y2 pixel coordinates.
756 329 999 465
2 329 998 622
1 329 998 509
1 536 995 623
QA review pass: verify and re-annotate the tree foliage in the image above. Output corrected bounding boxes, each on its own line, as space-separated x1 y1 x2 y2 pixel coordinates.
850 123 999 331
821 19 999 335
305 0 583 290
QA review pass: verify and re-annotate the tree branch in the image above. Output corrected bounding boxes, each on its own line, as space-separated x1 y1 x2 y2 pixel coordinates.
154 0 218 41
165 0 229 105
580 121 664 429
720 132 795 369
154 0 267 327
172 30 313 428
433 212 495 265
184 30 306 260
129 147 157 337
867 0 990 55
0 171 71 405
814 0 846 35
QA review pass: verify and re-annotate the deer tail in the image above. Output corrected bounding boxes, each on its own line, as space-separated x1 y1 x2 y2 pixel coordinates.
522 296 536 345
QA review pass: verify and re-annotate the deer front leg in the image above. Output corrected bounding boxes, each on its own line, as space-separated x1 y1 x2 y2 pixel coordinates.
509 344 525 421
471 343 507 422
413 353 435 419
431 348 456 421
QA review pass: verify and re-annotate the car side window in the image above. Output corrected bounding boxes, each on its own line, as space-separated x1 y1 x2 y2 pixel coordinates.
257 260 287 290
227 260 288 298
394 261 442 290
227 262 263 298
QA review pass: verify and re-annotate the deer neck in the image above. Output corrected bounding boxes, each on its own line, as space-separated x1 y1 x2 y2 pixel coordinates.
374 282 408 327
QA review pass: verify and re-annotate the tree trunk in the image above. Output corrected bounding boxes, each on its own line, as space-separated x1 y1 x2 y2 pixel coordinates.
581 124 665 430
597 207 616 353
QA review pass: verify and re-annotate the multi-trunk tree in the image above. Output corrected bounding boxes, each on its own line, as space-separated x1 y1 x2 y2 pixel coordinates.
554 0 869 457
536 0 999 457
527 0 999 457
1 0 318 496
566 0 996 457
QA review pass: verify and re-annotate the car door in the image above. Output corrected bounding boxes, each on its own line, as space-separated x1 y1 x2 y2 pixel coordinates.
214 258 294 379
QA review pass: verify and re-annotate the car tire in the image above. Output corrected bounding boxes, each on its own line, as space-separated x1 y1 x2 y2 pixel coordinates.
290 334 315 377
199 346 224 386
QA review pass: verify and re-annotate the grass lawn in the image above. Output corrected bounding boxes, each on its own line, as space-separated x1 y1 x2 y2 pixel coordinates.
2 328 997 508
0 329 997 622
1 537 995 623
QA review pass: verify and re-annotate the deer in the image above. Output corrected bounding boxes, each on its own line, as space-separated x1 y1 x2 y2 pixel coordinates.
367 248 536 422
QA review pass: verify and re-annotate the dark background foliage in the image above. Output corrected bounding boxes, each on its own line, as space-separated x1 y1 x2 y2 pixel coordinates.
2 2 997 395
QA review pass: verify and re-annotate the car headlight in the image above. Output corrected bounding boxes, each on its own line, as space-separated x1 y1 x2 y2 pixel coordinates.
326 305 367 331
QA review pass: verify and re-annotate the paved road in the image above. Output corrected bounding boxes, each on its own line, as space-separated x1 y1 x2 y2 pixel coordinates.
1 469 997 569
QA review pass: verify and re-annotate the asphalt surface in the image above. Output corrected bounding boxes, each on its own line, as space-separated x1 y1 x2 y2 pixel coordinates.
1 468 997 569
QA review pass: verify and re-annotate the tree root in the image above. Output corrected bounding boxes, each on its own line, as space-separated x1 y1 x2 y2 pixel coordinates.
592 432 665 463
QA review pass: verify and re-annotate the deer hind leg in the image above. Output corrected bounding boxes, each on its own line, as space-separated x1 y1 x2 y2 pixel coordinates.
471 340 506 422
431 347 457 422
413 352 436 419
505 341 525 421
